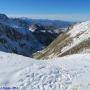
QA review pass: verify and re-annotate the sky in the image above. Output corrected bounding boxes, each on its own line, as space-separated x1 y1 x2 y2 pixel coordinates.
0 0 90 21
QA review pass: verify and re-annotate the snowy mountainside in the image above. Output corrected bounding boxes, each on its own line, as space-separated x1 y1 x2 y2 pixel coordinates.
0 13 73 56
21 18 75 46
30 24 59 46
33 21 90 59
25 21 70 46
0 14 43 57
0 51 90 90
12 16 76 47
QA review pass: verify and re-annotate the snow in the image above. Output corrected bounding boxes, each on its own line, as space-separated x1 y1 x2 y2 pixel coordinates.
29 28 36 32
0 51 90 90
61 21 90 53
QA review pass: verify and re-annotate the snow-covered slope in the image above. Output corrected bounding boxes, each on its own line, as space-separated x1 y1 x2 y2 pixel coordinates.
33 21 90 59
0 51 90 90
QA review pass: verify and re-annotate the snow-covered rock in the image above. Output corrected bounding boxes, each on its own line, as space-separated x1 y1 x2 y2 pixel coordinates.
0 51 90 90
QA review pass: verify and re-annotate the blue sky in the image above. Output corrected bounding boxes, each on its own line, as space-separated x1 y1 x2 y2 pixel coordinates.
0 0 90 21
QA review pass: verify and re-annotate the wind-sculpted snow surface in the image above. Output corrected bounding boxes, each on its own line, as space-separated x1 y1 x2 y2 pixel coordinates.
0 51 90 90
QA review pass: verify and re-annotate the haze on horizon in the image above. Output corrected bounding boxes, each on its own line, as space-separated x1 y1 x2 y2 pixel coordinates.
0 0 90 21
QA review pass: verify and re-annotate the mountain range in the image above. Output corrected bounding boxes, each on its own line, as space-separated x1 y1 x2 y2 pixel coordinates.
33 21 90 59
0 14 73 57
